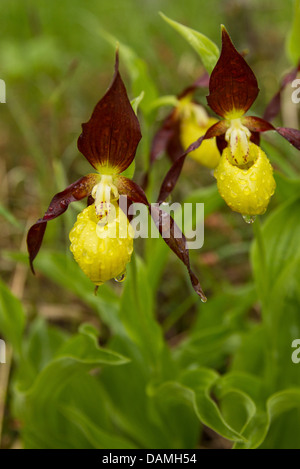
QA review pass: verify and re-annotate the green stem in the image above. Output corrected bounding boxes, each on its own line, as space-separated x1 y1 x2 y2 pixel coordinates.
252 217 267 298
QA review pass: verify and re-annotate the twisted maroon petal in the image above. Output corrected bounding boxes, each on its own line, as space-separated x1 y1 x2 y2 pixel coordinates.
116 176 206 300
157 120 229 204
27 174 99 273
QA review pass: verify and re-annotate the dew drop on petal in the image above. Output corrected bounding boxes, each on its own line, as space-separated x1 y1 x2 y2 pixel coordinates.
242 214 256 224
114 270 127 283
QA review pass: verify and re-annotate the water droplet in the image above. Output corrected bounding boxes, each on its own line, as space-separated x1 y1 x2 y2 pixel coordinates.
114 270 127 283
242 214 256 224
201 296 207 303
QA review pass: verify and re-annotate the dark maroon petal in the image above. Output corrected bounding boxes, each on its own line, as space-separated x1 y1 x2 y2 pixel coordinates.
276 127 300 150
27 174 99 274
244 117 300 150
207 26 259 118
263 63 300 122
157 145 197 204
116 177 206 299
242 116 275 133
157 120 228 204
150 109 182 165
115 176 149 206
77 52 142 174
151 205 206 301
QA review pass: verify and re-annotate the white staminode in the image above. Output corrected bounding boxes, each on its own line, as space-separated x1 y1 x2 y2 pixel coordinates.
225 118 251 164
92 175 119 222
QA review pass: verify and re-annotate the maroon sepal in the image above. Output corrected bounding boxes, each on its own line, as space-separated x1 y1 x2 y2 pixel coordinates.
263 63 300 122
27 174 99 274
116 177 206 300
151 205 206 301
243 117 300 151
115 176 149 206
157 120 229 204
77 51 142 174
242 116 275 133
207 26 259 118
276 127 300 151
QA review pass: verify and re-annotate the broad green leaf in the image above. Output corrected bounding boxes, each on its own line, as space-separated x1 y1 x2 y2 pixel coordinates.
57 327 130 366
119 255 164 366
180 368 246 443
62 406 138 449
160 12 219 74
235 389 300 449
251 197 300 304
100 336 174 448
0 278 25 355
147 381 201 449
174 325 242 369
13 328 129 448
24 317 68 374
286 0 300 65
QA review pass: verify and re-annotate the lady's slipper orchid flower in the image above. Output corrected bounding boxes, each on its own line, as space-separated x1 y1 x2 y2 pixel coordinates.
150 74 221 170
27 53 207 301
157 27 300 219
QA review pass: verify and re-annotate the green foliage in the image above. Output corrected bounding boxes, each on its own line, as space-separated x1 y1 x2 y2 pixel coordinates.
159 12 219 74
287 0 300 65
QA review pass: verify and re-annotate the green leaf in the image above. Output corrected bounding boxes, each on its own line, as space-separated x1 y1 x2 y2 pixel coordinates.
62 406 138 449
180 368 246 443
131 91 144 115
0 278 25 355
251 197 300 305
13 328 129 448
119 255 164 367
57 326 130 366
286 0 300 65
159 12 219 74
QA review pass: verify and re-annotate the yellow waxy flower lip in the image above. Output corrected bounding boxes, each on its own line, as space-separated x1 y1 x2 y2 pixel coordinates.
214 143 276 216
69 203 134 285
